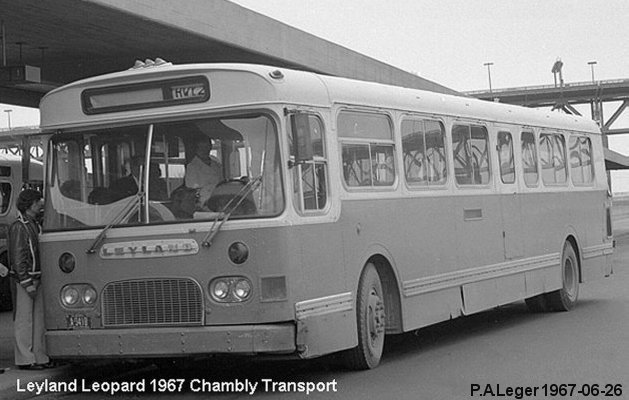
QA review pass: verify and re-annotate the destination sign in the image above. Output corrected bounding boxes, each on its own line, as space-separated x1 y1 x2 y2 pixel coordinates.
82 76 210 114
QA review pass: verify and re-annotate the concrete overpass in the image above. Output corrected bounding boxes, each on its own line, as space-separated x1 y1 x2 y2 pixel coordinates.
0 0 458 108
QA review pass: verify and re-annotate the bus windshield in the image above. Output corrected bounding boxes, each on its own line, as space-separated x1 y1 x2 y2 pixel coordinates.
44 114 283 230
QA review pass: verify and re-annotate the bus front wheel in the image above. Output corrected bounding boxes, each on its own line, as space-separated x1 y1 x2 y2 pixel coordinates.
546 242 580 311
343 263 386 370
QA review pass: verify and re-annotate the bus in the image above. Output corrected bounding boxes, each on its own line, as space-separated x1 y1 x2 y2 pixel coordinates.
0 128 44 311
38 60 613 369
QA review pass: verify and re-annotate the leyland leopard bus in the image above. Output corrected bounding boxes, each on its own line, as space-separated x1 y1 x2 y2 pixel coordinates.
38 60 613 369
0 129 44 311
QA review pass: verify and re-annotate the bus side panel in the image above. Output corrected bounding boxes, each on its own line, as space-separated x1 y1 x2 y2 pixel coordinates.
402 288 463 329
462 273 527 315
294 224 357 358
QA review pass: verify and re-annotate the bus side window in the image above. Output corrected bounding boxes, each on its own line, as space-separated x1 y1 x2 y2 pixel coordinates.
338 111 395 189
289 113 328 212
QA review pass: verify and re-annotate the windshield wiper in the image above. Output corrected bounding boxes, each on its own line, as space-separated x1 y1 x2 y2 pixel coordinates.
86 191 144 254
202 175 262 248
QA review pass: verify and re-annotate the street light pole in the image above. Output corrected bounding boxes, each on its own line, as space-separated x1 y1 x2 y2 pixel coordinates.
587 61 597 83
3 109 12 130
483 62 494 94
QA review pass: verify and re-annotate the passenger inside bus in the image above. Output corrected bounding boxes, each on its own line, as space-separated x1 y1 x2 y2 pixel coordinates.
168 186 198 219
111 155 143 201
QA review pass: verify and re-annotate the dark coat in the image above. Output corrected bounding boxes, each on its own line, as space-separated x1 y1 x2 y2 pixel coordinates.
8 214 41 289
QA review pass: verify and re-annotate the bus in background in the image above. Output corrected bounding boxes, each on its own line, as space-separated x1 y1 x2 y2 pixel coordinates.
38 61 612 369
0 128 44 311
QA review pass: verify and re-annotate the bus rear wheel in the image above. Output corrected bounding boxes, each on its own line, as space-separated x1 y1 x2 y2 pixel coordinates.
545 242 579 311
343 263 386 370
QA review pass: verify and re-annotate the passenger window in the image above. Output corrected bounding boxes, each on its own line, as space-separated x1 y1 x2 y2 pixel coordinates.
521 132 538 186
452 124 490 185
569 135 594 185
497 131 515 184
339 111 395 188
289 114 328 212
401 118 447 186
540 133 567 184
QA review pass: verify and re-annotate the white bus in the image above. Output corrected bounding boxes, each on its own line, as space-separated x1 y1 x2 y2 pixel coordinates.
38 61 612 369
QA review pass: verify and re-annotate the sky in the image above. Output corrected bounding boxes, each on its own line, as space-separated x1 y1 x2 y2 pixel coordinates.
3 0 629 188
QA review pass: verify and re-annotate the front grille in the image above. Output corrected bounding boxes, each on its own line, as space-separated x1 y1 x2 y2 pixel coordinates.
102 278 203 327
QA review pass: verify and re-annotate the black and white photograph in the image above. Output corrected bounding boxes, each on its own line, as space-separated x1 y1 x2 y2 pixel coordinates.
0 1 628 398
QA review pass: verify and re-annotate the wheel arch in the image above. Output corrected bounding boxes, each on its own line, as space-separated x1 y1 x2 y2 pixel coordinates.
364 253 403 334
564 233 582 283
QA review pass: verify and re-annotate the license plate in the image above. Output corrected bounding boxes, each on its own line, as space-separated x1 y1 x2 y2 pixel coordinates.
66 314 91 329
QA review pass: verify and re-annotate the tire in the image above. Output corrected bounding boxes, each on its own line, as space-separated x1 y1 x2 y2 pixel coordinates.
545 242 579 312
343 263 386 370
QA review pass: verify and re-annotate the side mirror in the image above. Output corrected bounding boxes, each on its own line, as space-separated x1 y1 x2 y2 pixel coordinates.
290 113 313 164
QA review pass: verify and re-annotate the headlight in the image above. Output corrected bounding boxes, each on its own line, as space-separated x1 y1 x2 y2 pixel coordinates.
234 279 251 300
209 277 253 302
212 280 230 300
83 287 97 305
59 252 76 273
62 287 80 306
60 284 98 308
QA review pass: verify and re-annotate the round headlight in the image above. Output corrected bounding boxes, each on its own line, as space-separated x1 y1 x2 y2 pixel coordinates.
59 252 76 273
228 242 249 265
234 279 252 300
62 287 80 306
83 287 97 305
212 280 230 300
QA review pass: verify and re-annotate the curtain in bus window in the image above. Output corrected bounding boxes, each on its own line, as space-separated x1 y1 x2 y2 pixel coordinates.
425 121 447 184
342 143 372 186
553 134 567 183
521 132 539 186
540 134 555 184
581 137 593 183
470 126 490 184
371 144 395 186
452 124 490 185
401 119 426 184
570 136 594 185
540 133 567 184
452 125 472 184
402 119 447 186
497 131 515 184
569 136 584 184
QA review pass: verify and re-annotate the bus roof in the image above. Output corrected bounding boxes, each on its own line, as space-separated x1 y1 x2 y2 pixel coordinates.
40 62 600 134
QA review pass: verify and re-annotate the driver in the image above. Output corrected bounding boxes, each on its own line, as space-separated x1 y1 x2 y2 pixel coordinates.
184 136 223 206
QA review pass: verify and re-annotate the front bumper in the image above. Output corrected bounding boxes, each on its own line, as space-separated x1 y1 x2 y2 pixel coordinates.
46 323 296 358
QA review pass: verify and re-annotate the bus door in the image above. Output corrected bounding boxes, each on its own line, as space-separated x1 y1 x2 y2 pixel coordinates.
496 129 523 260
